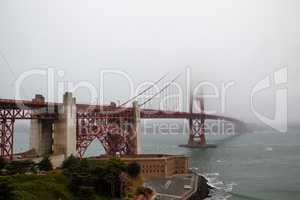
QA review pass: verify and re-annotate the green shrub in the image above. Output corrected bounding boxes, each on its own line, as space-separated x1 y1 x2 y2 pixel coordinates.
61 155 80 176
38 156 53 171
5 160 35 175
1 174 73 200
0 157 138 200
0 158 7 170
126 162 141 178
136 186 147 196
0 178 15 200
77 186 95 200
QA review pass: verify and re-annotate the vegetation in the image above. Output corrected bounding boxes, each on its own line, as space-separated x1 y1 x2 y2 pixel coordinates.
0 156 142 200
0 156 54 175
38 156 53 171
0 172 72 200
126 162 141 178
61 154 81 176
5 160 35 175
135 186 154 200
0 178 15 200
0 158 6 170
63 156 127 199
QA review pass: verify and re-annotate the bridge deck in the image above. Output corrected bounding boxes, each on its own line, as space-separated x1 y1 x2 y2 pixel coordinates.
0 98 243 124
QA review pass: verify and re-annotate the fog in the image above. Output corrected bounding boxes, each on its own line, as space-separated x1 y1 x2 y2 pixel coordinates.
0 0 299 126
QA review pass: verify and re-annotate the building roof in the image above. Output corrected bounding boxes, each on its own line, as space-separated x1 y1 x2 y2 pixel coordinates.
92 154 188 161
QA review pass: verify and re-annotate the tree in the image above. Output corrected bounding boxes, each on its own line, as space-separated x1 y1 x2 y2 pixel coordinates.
5 160 34 175
69 169 96 200
104 159 125 197
62 155 80 168
136 186 147 196
90 159 126 198
38 156 53 171
77 186 95 200
78 158 90 173
0 158 7 175
0 158 6 169
61 155 80 176
126 162 141 178
0 179 15 200
136 187 153 200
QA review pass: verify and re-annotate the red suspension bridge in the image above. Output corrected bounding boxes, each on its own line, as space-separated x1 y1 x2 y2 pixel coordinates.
0 74 247 160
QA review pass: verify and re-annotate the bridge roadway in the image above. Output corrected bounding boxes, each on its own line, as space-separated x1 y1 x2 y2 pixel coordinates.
0 98 243 124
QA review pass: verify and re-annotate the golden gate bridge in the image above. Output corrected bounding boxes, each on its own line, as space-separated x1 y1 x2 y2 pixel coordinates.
0 74 247 160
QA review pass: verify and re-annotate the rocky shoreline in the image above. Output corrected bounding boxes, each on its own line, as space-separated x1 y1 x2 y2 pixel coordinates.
144 173 212 200
188 174 213 200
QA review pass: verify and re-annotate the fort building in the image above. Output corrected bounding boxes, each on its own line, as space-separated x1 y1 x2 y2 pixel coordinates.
93 154 189 180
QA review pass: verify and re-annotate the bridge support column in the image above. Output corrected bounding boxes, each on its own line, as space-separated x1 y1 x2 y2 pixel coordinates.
183 92 207 147
30 95 53 156
130 101 140 154
188 118 193 145
188 117 207 146
53 92 77 157
0 118 15 160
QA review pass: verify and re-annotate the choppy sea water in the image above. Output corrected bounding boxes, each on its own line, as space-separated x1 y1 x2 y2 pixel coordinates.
140 128 300 200
14 125 300 200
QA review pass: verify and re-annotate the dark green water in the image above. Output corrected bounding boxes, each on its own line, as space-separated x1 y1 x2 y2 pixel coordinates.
14 126 300 200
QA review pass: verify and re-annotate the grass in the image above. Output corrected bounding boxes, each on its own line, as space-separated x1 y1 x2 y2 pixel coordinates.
0 158 144 200
0 171 112 200
1 171 72 200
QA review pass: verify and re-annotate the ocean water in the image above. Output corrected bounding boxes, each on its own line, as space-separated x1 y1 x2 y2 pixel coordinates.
140 128 300 200
13 125 300 200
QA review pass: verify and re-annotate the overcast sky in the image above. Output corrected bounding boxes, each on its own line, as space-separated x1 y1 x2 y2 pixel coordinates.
0 0 299 124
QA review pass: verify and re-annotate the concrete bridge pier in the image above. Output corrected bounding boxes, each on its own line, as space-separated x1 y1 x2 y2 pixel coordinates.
131 101 141 154
30 95 53 156
53 92 77 157
30 93 77 158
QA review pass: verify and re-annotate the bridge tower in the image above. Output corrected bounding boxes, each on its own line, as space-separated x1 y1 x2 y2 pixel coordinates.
30 92 77 158
130 101 141 154
30 95 53 156
53 92 77 157
187 93 207 147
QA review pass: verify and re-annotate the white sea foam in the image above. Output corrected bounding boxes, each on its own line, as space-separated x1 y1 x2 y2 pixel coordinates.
266 147 273 151
205 173 220 176
201 171 237 200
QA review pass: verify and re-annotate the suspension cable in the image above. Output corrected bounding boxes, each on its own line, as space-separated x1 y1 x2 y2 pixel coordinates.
119 73 169 107
139 74 181 107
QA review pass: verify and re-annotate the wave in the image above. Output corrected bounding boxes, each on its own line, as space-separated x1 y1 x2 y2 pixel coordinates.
229 192 267 200
198 171 238 200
